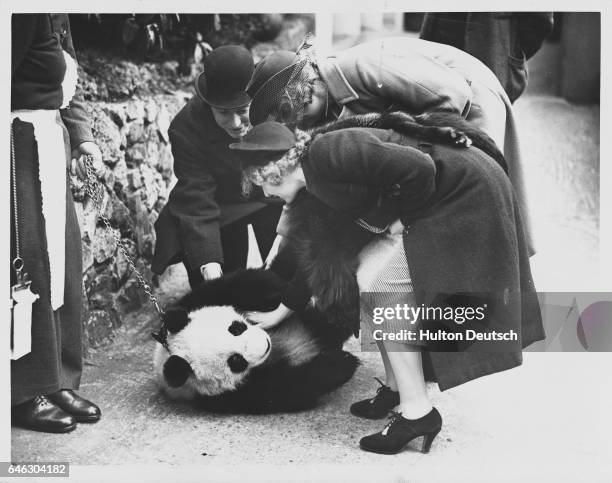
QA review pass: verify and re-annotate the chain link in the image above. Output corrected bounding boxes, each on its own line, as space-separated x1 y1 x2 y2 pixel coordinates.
81 155 165 318
11 126 20 259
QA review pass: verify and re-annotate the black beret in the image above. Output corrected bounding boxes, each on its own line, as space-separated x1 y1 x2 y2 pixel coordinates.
229 121 296 167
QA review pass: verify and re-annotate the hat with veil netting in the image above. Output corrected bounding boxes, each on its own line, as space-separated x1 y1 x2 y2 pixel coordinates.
247 35 318 126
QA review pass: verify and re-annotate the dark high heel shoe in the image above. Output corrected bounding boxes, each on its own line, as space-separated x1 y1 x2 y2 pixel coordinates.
359 408 442 455
350 377 400 419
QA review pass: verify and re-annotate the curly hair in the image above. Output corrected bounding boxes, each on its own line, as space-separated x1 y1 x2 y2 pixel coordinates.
241 128 311 196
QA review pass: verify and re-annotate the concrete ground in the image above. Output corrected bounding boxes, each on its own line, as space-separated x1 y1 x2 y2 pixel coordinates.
10 32 608 479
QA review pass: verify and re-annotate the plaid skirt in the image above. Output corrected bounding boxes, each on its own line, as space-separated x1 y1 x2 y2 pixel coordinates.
357 230 425 348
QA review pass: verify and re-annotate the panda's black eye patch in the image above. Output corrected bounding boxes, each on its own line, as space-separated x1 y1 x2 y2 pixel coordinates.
228 320 248 336
227 353 248 373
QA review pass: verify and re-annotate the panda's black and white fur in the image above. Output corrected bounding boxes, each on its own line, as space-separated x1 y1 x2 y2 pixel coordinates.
153 268 359 413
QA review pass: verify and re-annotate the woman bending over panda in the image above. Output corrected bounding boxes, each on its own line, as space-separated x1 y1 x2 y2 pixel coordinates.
229 114 543 455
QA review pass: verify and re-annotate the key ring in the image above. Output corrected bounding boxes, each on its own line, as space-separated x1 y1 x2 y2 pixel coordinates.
12 257 24 275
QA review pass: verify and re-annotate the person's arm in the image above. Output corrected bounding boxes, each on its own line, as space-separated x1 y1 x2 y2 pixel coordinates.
11 14 38 77
247 244 313 329
166 125 224 272
355 50 473 116
58 16 95 149
52 15 106 179
308 129 437 223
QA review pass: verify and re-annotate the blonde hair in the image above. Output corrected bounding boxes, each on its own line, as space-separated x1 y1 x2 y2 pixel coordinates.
242 128 311 195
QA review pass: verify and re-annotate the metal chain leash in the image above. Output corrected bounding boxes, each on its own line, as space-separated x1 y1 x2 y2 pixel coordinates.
10 125 25 279
81 155 165 320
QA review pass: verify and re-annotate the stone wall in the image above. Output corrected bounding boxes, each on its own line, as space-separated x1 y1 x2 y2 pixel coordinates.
71 92 188 354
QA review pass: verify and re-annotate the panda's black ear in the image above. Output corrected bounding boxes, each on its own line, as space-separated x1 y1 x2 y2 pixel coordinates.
164 307 190 334
163 355 194 388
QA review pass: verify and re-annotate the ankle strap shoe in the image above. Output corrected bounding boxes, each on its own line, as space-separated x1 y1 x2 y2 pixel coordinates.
350 377 400 419
359 407 443 455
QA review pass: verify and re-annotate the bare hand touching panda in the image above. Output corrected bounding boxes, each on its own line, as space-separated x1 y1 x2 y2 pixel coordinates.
246 303 294 330
200 262 223 281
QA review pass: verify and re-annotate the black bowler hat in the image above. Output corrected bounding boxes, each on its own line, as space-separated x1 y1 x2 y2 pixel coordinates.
195 45 254 109
229 121 296 167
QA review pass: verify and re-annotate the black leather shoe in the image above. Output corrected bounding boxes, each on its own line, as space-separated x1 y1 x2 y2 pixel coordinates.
350 378 400 419
359 408 442 455
12 396 77 433
48 390 101 423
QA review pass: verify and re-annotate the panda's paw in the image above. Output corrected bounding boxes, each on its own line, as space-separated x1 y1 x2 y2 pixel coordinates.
163 355 194 388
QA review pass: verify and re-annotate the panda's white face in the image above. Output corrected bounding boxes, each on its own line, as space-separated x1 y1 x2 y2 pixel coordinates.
155 305 272 397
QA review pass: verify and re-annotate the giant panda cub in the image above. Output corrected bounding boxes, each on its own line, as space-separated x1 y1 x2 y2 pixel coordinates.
153 268 359 413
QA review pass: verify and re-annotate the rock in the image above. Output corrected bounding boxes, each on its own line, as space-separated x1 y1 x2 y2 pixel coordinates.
144 99 159 123
89 288 115 310
125 191 155 257
102 169 116 190
158 145 174 178
137 218 156 258
125 143 147 166
120 237 138 259
120 128 128 149
114 259 154 313
112 158 129 191
127 121 147 144
76 198 99 242
156 104 171 143
114 279 145 313
104 193 133 232
149 208 160 224
84 309 119 348
126 100 145 121
153 195 167 213
81 240 94 271
140 164 165 211
98 189 112 220
102 104 127 127
127 168 143 190
161 61 179 79
113 247 131 284
86 265 116 299
84 266 98 287
70 173 87 201
90 106 122 166
92 226 118 264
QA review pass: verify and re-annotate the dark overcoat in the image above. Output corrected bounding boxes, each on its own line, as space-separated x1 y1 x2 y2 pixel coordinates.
301 127 544 390
152 97 279 274
420 12 554 103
